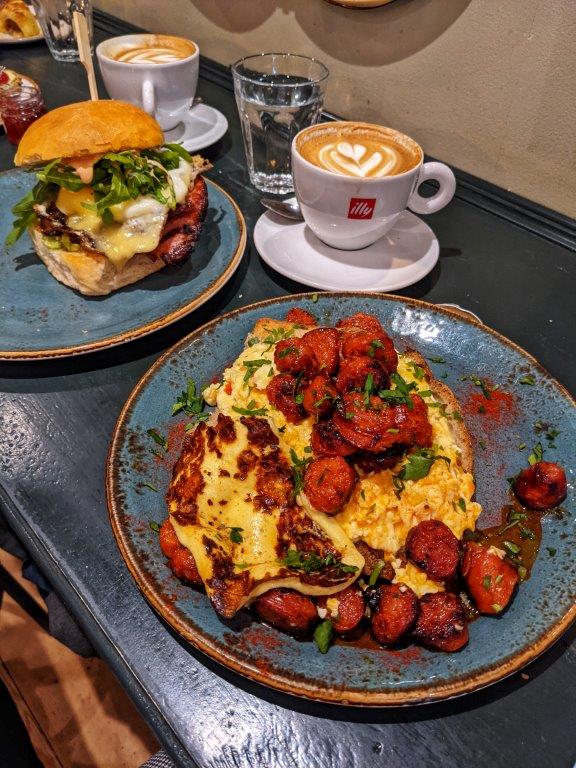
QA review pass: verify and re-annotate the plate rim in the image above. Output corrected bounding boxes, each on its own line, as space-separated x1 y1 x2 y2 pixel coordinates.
0 176 246 361
106 291 576 706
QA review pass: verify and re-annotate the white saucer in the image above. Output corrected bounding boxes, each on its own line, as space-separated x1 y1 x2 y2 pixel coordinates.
254 209 440 292
163 103 228 153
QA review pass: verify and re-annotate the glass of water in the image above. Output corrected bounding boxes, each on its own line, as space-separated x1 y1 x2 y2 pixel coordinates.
232 53 329 195
30 0 93 62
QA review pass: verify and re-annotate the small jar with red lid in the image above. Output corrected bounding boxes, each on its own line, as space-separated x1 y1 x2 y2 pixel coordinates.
0 84 47 145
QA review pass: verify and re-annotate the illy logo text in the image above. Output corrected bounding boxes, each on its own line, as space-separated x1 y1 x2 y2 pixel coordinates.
348 198 376 219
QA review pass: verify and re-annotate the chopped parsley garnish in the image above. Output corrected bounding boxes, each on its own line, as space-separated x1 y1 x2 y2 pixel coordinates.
277 346 297 360
261 326 296 351
172 379 208 422
379 372 417 410
147 428 168 451
497 508 527 535
311 293 319 303
482 575 492 591
547 547 557 557
282 548 358 575
492 603 503 613
518 443 526 451
528 442 544 465
143 482 158 492
149 520 161 533
363 373 375 405
289 449 312 496
367 339 385 358
519 374 535 386
427 356 446 364
228 527 244 544
314 620 333 654
242 358 271 383
460 375 493 399
232 401 268 417
458 497 467 512
479 439 487 450
393 448 450 496
406 361 425 380
503 540 521 555
368 560 385 586
519 525 535 540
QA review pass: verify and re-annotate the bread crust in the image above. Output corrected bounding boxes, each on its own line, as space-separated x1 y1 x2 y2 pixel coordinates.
15 101 163 166
30 227 164 296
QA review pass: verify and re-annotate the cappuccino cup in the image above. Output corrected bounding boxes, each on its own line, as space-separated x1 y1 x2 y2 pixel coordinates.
292 121 456 250
96 34 199 131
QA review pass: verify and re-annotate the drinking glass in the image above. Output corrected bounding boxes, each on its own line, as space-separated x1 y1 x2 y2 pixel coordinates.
232 53 329 195
30 0 93 62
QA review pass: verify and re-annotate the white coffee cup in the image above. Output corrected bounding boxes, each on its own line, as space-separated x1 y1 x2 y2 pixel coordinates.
96 34 199 131
291 121 456 250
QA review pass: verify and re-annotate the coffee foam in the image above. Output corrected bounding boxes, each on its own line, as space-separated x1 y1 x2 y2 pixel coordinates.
112 35 196 65
297 123 422 179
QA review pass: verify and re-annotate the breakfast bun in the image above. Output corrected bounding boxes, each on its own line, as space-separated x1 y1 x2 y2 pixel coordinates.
10 100 211 296
15 100 164 166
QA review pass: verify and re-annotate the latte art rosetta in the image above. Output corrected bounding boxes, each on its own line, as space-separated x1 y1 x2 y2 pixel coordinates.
115 46 189 64
318 141 402 179
297 123 422 179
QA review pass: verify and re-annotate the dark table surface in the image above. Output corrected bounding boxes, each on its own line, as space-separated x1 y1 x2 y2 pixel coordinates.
1 12 575 768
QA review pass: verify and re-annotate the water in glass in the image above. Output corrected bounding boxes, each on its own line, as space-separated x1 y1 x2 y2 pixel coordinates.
233 54 328 195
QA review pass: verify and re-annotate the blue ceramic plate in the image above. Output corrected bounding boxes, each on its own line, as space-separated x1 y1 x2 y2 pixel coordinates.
0 170 246 360
107 293 575 705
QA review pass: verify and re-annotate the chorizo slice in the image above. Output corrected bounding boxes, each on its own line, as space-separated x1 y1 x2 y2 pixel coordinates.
335 356 389 394
412 592 469 652
461 541 519 614
286 307 317 326
274 338 318 374
513 461 567 511
159 518 180 559
169 546 203 586
302 374 338 417
336 313 383 334
253 589 318 634
302 328 340 375
316 586 365 634
311 420 357 457
368 583 419 645
303 456 357 514
406 520 460 581
266 373 306 424
340 330 398 374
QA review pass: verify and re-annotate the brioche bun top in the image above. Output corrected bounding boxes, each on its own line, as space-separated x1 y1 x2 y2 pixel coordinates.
15 100 164 166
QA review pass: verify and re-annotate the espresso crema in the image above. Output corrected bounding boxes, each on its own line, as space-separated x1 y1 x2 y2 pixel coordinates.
297 123 422 179
112 35 196 64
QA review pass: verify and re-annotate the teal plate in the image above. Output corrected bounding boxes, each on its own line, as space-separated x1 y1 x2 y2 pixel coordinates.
107 293 576 706
0 169 246 360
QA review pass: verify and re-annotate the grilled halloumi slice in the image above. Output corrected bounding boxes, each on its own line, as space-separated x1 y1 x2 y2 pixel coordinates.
167 412 363 619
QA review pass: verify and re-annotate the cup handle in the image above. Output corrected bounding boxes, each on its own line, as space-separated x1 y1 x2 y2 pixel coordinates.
407 162 456 215
142 80 156 118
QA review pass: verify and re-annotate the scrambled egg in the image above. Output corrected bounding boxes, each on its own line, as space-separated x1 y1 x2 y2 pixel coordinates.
204 326 482 597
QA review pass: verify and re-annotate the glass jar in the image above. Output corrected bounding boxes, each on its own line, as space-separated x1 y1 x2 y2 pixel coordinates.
0 85 47 145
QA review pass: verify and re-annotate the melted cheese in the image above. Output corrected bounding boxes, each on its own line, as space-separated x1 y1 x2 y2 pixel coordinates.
55 158 194 270
168 414 364 617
